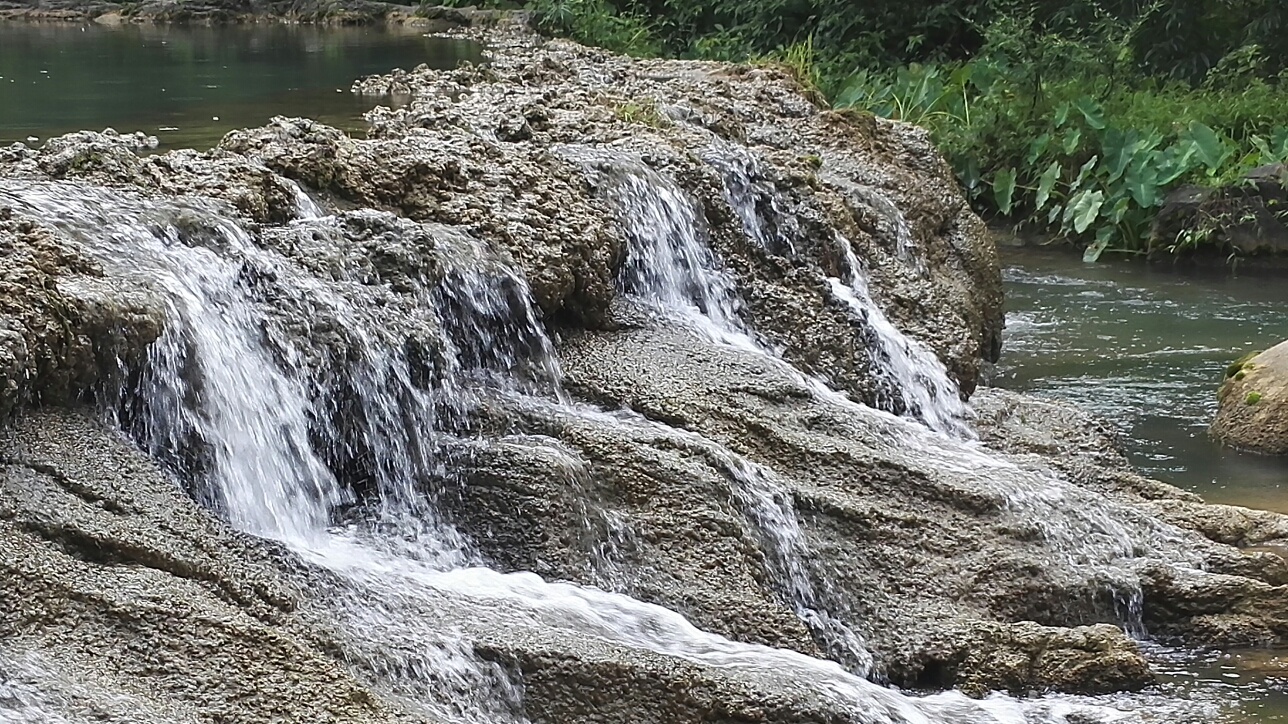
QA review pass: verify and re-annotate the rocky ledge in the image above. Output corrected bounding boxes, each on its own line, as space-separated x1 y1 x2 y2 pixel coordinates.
1 19 1286 724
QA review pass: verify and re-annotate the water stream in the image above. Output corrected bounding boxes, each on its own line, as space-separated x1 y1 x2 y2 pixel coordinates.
994 245 1288 510
1 29 1279 723
0 170 1169 723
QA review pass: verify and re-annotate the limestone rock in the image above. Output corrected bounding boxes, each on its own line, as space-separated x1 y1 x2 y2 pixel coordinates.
1211 340 1288 453
0 409 423 724
0 207 164 421
1151 163 1288 258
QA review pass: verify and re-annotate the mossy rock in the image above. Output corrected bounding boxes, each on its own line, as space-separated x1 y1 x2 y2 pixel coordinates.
1212 341 1288 454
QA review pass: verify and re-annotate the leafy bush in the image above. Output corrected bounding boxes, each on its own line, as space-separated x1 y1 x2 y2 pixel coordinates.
833 19 1288 257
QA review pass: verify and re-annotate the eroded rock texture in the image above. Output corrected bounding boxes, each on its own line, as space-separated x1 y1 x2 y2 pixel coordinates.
0 19 1284 724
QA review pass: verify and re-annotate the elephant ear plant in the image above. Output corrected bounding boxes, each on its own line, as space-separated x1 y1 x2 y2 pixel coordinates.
832 30 1288 260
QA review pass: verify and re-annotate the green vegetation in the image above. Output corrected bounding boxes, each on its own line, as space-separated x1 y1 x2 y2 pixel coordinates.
1226 350 1262 379
1245 390 1263 405
831 25 1288 260
451 0 1288 259
613 98 670 127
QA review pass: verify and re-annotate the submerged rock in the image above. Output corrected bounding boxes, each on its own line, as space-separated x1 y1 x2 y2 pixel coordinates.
1211 341 1288 454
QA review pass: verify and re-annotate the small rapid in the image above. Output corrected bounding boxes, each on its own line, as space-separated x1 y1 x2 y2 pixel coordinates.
700 144 972 435
0 165 1201 724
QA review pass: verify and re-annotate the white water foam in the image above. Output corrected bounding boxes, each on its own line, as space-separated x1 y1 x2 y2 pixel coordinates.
699 144 970 435
0 178 1198 724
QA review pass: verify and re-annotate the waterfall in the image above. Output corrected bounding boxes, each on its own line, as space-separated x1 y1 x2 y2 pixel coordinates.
0 177 1157 724
590 156 1197 632
829 238 973 438
700 144 971 435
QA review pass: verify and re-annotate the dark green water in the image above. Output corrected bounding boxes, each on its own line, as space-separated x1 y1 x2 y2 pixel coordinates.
994 245 1288 513
0 23 480 149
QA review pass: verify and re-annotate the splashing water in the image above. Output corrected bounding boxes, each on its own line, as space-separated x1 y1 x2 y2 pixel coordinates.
697 145 971 434
702 143 800 257
828 237 973 437
0 176 1199 724
580 154 1200 633
284 178 325 219
566 148 760 350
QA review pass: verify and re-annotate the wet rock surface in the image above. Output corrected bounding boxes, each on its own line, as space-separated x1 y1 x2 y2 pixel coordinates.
0 18 1283 724
0 206 162 421
1211 340 1288 454
0 409 421 724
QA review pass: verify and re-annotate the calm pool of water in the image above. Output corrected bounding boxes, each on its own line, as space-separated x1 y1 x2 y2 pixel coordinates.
993 245 1288 512
0 23 480 149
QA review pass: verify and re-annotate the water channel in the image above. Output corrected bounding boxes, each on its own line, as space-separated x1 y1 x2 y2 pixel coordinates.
994 244 1288 512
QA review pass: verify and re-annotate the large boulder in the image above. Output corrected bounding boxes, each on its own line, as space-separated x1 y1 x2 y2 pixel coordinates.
1150 163 1288 258
1211 340 1288 453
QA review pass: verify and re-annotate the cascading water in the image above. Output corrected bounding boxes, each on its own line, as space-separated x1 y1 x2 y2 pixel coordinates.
566 149 761 350
594 153 1199 635
828 238 974 437
0 171 1189 724
699 144 972 435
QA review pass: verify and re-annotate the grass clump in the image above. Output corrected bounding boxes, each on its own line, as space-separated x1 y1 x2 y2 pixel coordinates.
613 98 670 127
1245 390 1264 405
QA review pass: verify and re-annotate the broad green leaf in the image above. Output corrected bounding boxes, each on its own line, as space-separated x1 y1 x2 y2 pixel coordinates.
956 156 982 193
1109 196 1131 224
992 167 1018 215
1101 128 1130 181
1139 129 1165 155
1053 102 1071 128
1073 95 1107 130
1272 126 1288 159
1253 135 1274 164
1048 203 1063 225
1125 160 1161 207
1070 155 1099 193
1155 143 1198 186
1083 225 1113 262
1062 127 1083 155
1069 189 1105 234
1183 121 1233 172
1026 133 1051 165
1035 161 1061 210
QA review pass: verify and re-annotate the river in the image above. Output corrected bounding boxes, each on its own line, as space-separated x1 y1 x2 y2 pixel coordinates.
0 22 479 149
995 244 1288 721
3 21 1288 724
994 245 1288 512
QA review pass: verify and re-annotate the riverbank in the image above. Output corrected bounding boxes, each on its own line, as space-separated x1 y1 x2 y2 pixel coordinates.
3 16 1288 724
